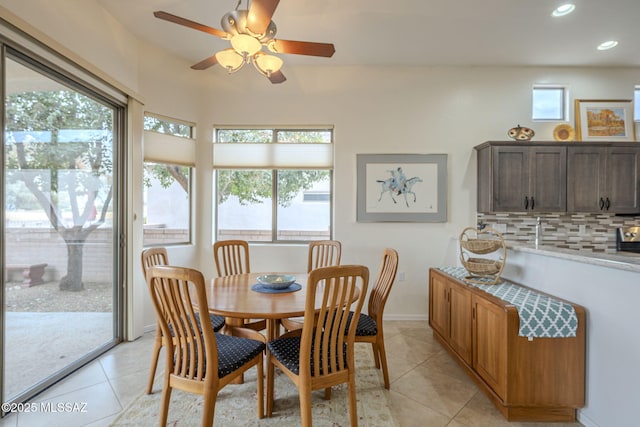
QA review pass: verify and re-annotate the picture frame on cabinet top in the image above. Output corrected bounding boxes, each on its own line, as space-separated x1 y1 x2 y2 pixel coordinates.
575 99 635 141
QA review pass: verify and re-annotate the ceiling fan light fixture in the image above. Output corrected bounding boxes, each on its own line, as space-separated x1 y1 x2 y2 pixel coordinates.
215 48 244 73
254 52 283 76
230 34 262 59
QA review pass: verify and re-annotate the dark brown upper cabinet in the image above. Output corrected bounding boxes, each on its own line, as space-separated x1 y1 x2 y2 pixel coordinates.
567 145 640 213
476 141 640 214
476 142 566 213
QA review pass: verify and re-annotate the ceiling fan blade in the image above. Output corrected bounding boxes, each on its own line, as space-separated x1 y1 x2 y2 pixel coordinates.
247 0 280 35
267 70 286 84
153 11 227 39
191 55 219 70
270 39 335 57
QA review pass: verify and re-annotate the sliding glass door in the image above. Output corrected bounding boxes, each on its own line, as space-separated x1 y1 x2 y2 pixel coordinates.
2 49 123 409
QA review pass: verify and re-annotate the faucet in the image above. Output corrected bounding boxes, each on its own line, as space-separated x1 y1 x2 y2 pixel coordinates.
535 217 542 248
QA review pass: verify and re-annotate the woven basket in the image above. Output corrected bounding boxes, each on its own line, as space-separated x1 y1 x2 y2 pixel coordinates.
460 239 502 254
458 226 507 284
460 256 502 276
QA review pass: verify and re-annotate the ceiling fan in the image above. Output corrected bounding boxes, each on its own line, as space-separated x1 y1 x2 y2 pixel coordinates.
153 0 336 84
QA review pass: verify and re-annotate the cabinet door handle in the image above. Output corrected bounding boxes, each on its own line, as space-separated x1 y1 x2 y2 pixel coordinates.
524 196 529 210
600 197 605 210
472 306 476 320
531 197 535 210
606 197 611 210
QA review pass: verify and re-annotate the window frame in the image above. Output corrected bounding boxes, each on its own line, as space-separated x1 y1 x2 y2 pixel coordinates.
634 86 640 122
142 113 196 247
142 161 193 247
213 126 334 244
532 85 567 121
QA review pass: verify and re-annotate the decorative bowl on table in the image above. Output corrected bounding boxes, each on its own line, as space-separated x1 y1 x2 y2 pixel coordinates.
256 274 296 290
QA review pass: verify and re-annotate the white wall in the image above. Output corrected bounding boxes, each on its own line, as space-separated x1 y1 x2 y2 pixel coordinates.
3 5 640 424
503 249 640 427
3 1 640 324
171 64 638 323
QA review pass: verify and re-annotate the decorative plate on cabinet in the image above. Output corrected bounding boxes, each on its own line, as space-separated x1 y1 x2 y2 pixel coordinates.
553 124 575 141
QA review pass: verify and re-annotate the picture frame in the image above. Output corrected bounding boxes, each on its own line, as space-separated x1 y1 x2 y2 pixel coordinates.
356 153 447 222
575 99 636 141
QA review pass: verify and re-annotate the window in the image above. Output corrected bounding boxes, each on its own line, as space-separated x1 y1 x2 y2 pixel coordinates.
144 114 193 138
142 162 192 245
532 85 566 121
635 86 640 121
143 114 195 246
214 128 333 242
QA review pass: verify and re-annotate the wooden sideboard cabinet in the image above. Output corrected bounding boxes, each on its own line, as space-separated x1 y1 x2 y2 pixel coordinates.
429 268 472 364
428 268 586 422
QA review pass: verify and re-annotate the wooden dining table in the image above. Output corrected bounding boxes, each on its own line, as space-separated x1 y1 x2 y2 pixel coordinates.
205 271 360 342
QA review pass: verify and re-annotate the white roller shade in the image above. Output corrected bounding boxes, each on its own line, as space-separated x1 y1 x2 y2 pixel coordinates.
213 143 333 169
143 130 195 166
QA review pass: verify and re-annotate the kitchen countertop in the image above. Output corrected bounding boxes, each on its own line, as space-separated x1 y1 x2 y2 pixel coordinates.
506 242 640 273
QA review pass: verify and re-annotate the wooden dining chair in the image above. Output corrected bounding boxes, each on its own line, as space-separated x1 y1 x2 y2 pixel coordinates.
147 265 265 426
280 240 343 332
351 248 398 389
141 247 225 394
213 240 266 333
213 239 251 276
266 265 369 427
307 239 342 272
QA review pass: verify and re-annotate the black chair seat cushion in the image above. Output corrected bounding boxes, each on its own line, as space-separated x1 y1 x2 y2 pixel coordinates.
267 335 348 376
168 312 226 336
346 311 377 337
210 314 226 332
216 333 265 378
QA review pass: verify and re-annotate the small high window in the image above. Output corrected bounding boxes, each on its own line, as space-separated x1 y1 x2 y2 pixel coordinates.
532 85 566 121
634 86 640 121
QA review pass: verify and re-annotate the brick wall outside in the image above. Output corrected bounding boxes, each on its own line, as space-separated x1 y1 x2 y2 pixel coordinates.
5 228 331 283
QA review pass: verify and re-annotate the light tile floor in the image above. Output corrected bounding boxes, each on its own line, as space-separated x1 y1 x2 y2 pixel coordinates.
0 321 583 426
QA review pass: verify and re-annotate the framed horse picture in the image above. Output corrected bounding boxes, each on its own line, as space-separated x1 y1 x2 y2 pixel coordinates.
356 153 447 222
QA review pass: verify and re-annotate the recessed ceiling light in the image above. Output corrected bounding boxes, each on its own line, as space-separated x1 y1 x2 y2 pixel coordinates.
552 4 576 17
597 40 619 50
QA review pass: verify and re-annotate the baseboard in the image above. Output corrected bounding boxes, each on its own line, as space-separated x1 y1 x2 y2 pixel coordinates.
143 323 157 334
577 411 600 427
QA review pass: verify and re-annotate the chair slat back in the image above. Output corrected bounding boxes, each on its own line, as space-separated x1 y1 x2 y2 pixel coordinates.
213 240 250 277
141 247 169 278
368 248 399 323
301 265 368 377
146 266 218 383
307 240 342 272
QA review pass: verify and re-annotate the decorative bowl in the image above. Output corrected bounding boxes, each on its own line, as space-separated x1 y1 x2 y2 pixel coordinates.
553 124 575 141
256 274 296 290
507 125 535 141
